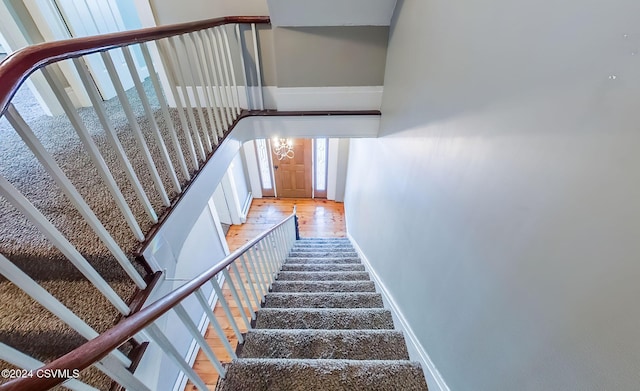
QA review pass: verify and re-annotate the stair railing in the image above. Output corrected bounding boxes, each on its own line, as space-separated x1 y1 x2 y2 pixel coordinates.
0 15 268 385
0 207 298 391
0 14 269 297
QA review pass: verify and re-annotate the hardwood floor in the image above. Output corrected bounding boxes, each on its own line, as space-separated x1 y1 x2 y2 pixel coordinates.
185 198 346 390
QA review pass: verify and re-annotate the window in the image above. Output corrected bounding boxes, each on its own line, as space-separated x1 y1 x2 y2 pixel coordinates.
314 138 328 198
254 139 274 196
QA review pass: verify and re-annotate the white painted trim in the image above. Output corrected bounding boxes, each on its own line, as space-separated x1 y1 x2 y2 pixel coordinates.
347 233 451 391
242 140 263 199
221 170 243 226
208 197 231 256
240 192 253 223
173 86 382 111
275 86 383 111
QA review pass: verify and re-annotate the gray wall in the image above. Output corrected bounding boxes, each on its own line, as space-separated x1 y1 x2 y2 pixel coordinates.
149 0 268 25
273 26 388 87
345 0 640 390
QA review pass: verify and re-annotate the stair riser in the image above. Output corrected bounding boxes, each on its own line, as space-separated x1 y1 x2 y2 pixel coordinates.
285 257 361 264
280 264 365 272
296 238 350 242
289 252 358 258
240 330 410 360
291 247 355 252
264 293 384 308
270 281 377 293
255 309 394 329
277 272 370 281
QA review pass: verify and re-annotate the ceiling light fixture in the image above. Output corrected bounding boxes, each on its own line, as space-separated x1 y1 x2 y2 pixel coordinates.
272 138 294 160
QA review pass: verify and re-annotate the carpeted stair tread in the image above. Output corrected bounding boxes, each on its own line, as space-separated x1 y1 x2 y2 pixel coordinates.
291 246 355 253
263 292 383 308
291 243 354 249
280 263 365 272
284 257 361 264
217 358 429 391
277 271 370 281
255 308 394 330
296 237 350 241
240 329 410 360
270 280 377 293
289 251 358 258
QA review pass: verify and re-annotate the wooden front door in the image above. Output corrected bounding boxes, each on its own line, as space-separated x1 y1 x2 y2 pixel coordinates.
272 139 312 198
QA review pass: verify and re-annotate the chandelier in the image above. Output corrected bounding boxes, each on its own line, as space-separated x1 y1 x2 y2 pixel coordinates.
272 138 294 160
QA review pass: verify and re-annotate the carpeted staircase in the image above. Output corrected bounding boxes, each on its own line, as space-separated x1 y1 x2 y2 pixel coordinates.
217 237 429 391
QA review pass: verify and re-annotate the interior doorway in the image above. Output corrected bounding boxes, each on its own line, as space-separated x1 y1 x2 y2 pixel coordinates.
272 138 313 198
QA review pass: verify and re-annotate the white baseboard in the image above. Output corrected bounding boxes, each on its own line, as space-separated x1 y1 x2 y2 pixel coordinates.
347 233 450 391
170 85 382 111
275 86 383 111
240 192 253 223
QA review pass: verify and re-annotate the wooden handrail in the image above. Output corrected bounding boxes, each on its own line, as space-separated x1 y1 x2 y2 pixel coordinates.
0 15 270 116
0 208 296 391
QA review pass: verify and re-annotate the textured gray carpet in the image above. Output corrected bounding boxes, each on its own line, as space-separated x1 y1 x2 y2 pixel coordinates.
217 238 429 391
0 75 220 388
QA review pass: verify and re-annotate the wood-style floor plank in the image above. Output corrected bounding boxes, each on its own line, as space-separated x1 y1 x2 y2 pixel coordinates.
185 198 346 390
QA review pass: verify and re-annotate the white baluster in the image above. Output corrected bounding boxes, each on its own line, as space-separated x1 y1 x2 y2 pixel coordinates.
100 51 171 207
97 355 153 391
247 246 267 297
140 42 191 180
251 23 265 110
194 288 237 359
220 25 242 115
164 38 207 160
71 58 158 225
173 303 226 376
188 32 221 145
235 24 252 110
198 29 227 138
239 254 262 309
212 27 234 125
222 268 251 329
207 28 232 129
177 35 213 153
121 46 181 193
159 38 205 163
209 277 244 343
145 323 211 389
230 261 257 320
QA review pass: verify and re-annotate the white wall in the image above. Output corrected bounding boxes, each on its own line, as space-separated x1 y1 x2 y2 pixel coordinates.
345 0 640 390
230 152 250 210
149 0 267 24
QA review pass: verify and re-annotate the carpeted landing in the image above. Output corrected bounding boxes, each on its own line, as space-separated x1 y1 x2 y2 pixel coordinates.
217 238 429 391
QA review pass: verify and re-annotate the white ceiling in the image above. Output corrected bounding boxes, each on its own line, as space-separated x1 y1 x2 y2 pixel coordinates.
267 0 397 26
